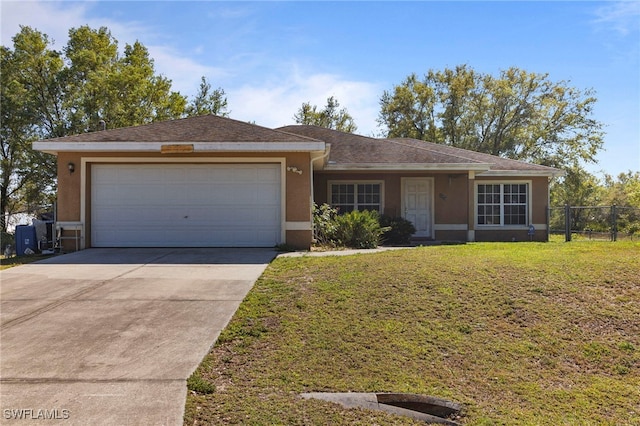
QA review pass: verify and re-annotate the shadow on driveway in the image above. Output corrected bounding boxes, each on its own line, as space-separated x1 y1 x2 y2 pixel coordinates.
35 247 279 265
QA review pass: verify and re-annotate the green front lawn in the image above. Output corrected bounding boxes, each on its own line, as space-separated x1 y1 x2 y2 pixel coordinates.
185 242 640 425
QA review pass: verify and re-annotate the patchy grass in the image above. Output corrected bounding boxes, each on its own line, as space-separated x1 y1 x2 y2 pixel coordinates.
0 254 49 270
184 242 640 425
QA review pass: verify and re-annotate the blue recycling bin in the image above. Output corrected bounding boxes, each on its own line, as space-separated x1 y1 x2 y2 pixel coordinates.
15 225 37 256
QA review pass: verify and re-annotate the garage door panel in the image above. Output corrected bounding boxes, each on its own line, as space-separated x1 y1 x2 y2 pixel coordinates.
230 187 258 203
235 230 259 244
117 169 140 181
91 164 281 247
257 186 280 203
163 168 186 181
92 186 120 204
257 167 280 181
231 167 259 181
92 167 118 183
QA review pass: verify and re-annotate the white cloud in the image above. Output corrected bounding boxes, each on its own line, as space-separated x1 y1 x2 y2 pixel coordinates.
1 1 89 47
229 65 383 136
146 45 228 97
1 1 153 49
592 1 640 36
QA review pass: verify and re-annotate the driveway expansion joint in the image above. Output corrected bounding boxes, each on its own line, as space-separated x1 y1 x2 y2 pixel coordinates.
1 252 176 330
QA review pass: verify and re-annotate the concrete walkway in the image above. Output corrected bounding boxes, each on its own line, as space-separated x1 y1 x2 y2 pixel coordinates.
0 248 276 425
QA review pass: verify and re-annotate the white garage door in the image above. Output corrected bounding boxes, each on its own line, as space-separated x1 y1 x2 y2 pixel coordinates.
91 164 281 247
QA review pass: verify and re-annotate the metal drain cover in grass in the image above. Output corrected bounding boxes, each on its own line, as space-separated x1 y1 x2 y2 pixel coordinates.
300 392 462 425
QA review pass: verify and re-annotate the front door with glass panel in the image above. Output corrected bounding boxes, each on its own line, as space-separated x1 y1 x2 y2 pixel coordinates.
402 178 433 238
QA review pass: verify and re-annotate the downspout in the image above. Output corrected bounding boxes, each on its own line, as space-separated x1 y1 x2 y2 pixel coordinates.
310 144 331 239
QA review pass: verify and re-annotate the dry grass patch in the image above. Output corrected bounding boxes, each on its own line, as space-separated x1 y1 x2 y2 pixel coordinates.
185 242 640 425
0 254 50 270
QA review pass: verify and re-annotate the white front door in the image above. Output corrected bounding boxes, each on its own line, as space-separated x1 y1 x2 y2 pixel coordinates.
402 178 433 238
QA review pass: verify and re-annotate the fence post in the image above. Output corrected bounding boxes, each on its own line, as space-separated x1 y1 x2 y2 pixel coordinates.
565 204 571 242
611 204 618 242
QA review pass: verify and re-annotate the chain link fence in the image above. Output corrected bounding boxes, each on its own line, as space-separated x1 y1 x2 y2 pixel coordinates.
549 205 640 241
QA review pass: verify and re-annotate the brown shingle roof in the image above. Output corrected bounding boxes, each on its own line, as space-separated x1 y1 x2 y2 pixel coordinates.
277 125 562 174
388 138 559 172
41 115 322 143
278 125 488 165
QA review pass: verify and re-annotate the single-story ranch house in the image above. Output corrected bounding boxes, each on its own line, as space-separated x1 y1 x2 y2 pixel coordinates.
33 115 563 250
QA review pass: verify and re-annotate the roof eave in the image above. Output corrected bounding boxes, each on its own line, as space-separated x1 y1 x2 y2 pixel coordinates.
322 163 492 171
32 141 327 154
478 169 565 178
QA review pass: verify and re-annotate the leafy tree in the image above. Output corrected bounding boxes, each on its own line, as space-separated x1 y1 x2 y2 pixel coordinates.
550 169 640 235
550 166 603 207
1 25 225 233
601 171 640 208
63 26 118 134
186 76 229 117
294 96 357 132
627 176 640 208
377 73 439 141
1 28 59 231
549 166 604 232
601 171 640 235
63 26 186 132
379 65 605 169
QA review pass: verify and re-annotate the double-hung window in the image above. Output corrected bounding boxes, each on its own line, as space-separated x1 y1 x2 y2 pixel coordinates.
329 182 382 213
477 183 529 226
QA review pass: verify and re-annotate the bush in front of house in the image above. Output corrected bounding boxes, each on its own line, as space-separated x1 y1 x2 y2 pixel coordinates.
332 209 387 249
312 203 339 246
314 204 409 249
313 204 386 248
379 215 416 245
313 204 385 249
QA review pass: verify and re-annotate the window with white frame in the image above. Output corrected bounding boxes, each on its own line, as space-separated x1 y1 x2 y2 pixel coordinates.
330 182 382 213
477 183 528 226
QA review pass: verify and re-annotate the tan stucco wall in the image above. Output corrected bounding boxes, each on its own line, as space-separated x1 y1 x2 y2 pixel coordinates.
433 173 468 224
314 171 551 243
55 151 314 250
56 153 82 222
55 153 83 251
434 230 469 241
285 230 313 249
475 229 546 242
284 152 312 222
314 171 469 222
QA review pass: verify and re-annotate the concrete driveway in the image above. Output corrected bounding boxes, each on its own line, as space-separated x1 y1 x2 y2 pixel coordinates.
0 248 276 425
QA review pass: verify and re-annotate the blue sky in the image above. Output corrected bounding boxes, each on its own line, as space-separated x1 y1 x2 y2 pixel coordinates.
2 1 639 176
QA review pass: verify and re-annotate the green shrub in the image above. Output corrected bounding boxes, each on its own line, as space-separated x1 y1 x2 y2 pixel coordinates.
312 203 339 246
313 204 401 249
379 216 416 245
332 209 386 249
